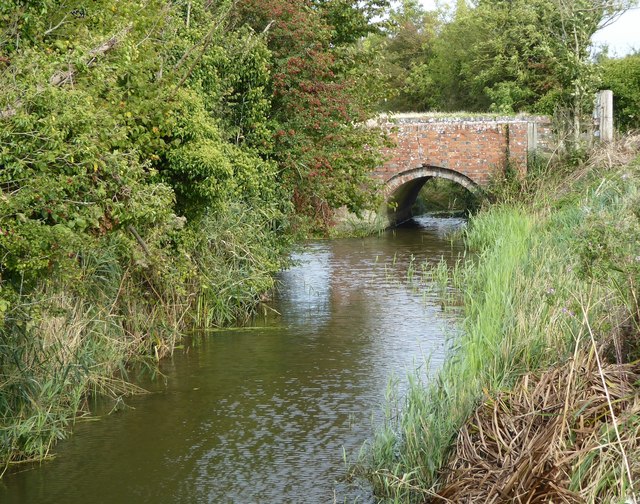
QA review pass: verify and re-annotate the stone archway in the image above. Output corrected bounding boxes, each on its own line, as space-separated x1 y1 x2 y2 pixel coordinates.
384 165 480 224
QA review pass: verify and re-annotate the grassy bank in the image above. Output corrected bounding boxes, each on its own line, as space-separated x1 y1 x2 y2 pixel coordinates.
357 137 640 502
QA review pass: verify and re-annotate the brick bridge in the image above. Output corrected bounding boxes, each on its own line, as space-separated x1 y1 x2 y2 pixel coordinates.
372 114 553 223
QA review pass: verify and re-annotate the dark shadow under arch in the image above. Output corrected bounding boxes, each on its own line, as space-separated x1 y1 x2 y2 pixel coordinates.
384 165 481 225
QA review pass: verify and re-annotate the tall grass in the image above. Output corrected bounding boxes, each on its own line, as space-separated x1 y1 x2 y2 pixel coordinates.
0 203 290 470
0 243 154 470
190 207 289 328
357 141 640 502
360 207 537 500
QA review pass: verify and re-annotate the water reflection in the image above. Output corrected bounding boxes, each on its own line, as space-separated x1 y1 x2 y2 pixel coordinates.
0 216 465 504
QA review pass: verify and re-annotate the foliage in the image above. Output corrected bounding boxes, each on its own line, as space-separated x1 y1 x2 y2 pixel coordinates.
412 177 480 214
376 0 564 113
188 204 290 328
234 0 388 228
369 0 443 111
312 0 390 45
374 0 632 147
601 52 640 131
0 0 390 467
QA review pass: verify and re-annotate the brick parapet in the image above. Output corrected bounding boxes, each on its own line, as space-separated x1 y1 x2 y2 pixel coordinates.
373 115 554 188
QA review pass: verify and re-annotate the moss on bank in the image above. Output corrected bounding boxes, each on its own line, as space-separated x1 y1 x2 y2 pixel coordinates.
357 137 640 502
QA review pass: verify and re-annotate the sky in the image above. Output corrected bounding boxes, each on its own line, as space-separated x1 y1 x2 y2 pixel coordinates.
592 7 640 56
416 0 640 57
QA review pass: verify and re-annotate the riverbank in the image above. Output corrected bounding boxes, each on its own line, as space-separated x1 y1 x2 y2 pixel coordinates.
0 217 468 502
358 136 640 502
0 206 290 472
0 0 388 472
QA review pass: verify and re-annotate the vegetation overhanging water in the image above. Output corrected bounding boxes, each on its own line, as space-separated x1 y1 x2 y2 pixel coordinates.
0 216 467 503
2 0 640 501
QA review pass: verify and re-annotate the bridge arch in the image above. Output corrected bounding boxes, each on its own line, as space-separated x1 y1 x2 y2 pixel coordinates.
384 165 481 224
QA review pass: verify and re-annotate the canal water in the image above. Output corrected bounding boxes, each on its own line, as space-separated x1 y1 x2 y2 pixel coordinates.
0 216 465 504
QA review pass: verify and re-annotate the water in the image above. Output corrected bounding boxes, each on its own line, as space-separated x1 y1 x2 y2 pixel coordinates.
0 216 466 504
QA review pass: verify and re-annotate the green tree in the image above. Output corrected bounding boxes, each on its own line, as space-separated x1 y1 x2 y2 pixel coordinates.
234 0 388 227
371 0 443 111
600 52 640 131
312 0 390 45
542 0 624 143
386 0 634 137
405 0 485 111
0 0 293 465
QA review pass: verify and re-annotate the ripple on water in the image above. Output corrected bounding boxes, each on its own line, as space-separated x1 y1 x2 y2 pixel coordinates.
0 216 466 504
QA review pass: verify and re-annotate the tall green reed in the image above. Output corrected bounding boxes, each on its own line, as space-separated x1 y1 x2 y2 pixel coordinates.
358 152 640 502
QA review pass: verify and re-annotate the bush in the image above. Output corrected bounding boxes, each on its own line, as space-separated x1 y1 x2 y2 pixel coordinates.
601 53 640 132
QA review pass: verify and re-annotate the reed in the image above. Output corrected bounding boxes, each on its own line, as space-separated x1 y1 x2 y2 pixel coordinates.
0 204 290 469
1 243 153 470
356 206 535 500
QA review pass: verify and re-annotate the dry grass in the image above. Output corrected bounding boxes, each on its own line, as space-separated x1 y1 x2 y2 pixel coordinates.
433 346 640 503
358 133 640 503
552 134 640 200
588 135 640 170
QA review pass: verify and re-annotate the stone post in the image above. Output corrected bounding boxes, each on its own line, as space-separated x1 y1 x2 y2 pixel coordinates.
527 122 538 153
596 90 614 142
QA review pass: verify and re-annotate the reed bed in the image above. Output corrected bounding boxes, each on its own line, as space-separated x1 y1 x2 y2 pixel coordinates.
359 207 537 500
0 205 288 469
435 346 640 503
